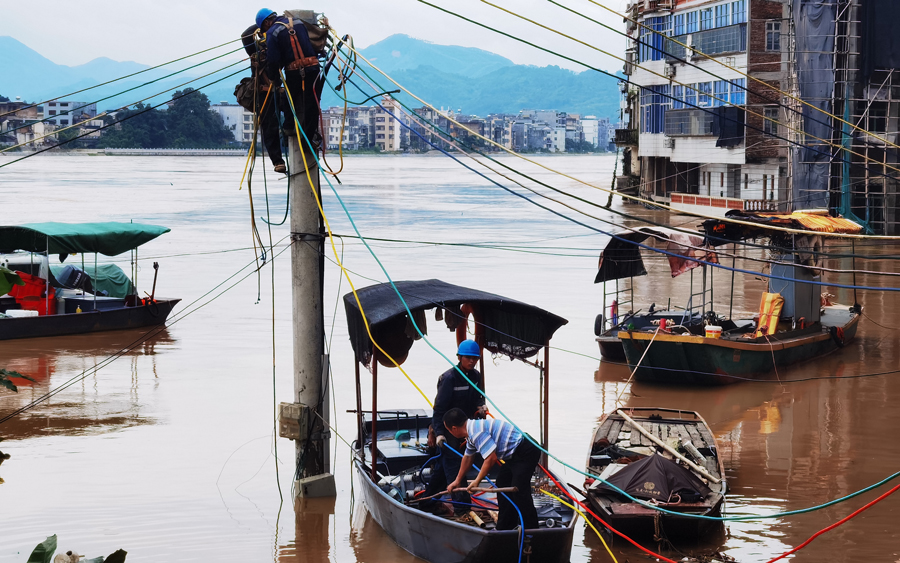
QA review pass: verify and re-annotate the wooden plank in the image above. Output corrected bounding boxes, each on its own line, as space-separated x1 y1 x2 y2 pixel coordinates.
672 425 688 441
650 422 659 443
686 424 704 447
660 424 669 443
698 427 716 448
606 420 623 443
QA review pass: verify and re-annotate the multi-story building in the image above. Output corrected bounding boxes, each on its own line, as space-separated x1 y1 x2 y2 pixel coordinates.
372 97 405 151
618 0 787 214
40 100 98 129
209 102 255 143
0 101 49 148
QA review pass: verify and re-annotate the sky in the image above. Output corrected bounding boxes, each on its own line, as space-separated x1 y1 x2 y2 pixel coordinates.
0 0 627 72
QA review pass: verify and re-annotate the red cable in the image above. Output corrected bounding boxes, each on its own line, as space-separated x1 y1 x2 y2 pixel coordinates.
764 483 900 563
537 464 679 563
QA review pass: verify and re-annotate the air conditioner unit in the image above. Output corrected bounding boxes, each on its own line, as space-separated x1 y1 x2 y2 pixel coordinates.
664 137 676 149
665 64 676 78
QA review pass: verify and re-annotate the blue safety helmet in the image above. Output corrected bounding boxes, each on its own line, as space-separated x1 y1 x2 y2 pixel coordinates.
457 340 481 358
256 8 277 28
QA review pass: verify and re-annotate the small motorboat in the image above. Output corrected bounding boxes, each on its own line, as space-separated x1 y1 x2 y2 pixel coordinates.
583 407 726 543
0 222 179 340
344 279 576 563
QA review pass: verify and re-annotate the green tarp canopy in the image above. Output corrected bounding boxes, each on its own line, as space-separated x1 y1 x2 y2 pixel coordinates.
0 222 169 256
50 263 135 299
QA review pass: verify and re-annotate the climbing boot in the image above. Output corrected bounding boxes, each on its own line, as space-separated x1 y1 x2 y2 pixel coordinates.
274 163 287 174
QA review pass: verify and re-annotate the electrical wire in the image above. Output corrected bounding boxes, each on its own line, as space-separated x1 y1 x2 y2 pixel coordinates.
341 19 900 240
2 45 247 139
0 66 248 170
539 490 619 563
334 68 900 293
0 38 243 119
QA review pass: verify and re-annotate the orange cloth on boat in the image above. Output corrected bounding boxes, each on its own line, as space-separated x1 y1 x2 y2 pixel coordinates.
755 292 784 338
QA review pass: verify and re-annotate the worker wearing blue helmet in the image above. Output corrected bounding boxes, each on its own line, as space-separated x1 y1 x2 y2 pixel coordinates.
419 339 487 516
256 7 325 151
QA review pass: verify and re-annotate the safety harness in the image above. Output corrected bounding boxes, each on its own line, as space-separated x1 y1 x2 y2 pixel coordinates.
273 15 320 72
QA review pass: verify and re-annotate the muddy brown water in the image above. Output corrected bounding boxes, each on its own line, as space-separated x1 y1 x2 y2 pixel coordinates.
1 154 898 562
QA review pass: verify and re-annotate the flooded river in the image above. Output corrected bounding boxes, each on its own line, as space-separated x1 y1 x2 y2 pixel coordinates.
1 154 898 562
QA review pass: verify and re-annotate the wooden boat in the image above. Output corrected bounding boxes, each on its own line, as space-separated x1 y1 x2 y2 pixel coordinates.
345 279 576 563
619 211 864 385
583 408 726 543
0 222 179 340
593 227 722 361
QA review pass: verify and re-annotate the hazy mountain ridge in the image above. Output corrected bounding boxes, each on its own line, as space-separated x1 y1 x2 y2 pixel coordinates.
1 34 621 120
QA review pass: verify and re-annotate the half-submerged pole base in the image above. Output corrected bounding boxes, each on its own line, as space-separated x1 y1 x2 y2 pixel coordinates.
295 473 336 498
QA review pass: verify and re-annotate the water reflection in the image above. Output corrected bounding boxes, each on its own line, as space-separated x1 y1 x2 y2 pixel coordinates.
278 497 336 562
0 328 174 442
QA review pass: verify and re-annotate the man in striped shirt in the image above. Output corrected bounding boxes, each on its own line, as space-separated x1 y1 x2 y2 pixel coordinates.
443 408 540 530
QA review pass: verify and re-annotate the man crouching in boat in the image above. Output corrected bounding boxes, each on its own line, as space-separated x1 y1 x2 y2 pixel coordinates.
444 408 540 530
421 340 488 516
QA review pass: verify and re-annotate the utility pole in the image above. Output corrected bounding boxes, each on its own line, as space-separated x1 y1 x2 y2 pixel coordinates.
287 134 336 499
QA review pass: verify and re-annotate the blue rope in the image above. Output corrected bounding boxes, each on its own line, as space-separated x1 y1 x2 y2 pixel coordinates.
287 75 900 523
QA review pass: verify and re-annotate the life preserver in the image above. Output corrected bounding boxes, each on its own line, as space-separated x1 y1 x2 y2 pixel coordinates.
829 325 846 347
455 303 484 349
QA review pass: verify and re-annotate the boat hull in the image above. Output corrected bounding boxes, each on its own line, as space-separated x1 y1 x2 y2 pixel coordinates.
619 313 859 385
584 494 725 543
0 299 179 341
597 335 626 361
355 460 575 563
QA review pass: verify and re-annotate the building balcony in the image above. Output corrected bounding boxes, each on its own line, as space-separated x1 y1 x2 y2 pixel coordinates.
614 128 639 146
665 24 746 63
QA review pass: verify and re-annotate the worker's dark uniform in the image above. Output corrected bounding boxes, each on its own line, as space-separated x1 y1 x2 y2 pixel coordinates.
422 364 485 515
241 25 284 168
265 16 323 149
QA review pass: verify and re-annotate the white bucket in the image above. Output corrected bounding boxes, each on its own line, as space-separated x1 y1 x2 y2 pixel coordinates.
705 325 723 339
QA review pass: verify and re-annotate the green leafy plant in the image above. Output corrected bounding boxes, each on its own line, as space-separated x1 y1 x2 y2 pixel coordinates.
0 369 35 393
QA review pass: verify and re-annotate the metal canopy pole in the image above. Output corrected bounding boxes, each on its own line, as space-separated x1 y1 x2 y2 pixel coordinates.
542 341 550 467
355 360 364 460
371 358 378 482
729 243 737 320
44 236 49 315
93 253 97 311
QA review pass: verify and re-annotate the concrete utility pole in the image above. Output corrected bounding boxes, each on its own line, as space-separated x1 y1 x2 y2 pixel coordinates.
288 135 336 498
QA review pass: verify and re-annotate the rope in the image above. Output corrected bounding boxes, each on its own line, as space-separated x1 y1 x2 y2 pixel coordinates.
278 70 434 408
764 483 900 563
539 490 619 563
537 465 679 563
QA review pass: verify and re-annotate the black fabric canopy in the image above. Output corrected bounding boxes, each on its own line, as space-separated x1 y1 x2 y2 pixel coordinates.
594 231 652 283
343 279 568 367
599 454 711 502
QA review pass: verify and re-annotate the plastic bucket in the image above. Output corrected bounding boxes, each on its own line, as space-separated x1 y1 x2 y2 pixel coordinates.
705 325 722 339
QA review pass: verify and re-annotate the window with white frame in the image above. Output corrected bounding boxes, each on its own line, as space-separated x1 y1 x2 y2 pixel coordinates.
731 0 747 24
715 4 730 27
700 8 713 30
730 79 747 105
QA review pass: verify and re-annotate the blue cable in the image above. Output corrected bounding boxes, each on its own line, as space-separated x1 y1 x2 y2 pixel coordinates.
443 443 525 563
286 75 900 523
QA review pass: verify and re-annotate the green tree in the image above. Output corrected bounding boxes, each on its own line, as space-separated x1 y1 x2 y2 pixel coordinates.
98 103 169 148
55 127 80 149
166 88 234 148
565 138 597 153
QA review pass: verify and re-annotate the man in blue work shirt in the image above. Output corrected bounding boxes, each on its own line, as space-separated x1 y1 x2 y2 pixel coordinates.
256 8 324 151
444 408 540 530
239 22 286 173
423 340 487 515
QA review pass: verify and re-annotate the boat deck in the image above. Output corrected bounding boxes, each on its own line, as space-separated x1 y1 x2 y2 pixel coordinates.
589 409 724 495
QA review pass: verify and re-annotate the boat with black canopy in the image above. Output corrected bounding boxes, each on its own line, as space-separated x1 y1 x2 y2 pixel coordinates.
619 210 862 385
594 227 740 360
0 222 179 340
344 279 576 563
583 407 726 543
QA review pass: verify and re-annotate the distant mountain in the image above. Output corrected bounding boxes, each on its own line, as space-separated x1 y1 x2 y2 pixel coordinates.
0 34 622 120
360 34 514 78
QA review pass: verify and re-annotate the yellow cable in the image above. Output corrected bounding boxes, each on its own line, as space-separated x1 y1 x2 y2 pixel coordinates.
332 29 900 240
587 0 900 153
239 84 272 190
540 490 618 563
480 0 900 180
280 70 434 407
321 41 350 176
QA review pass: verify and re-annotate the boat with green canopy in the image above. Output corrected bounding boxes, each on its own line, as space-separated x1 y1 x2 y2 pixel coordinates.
0 222 179 341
